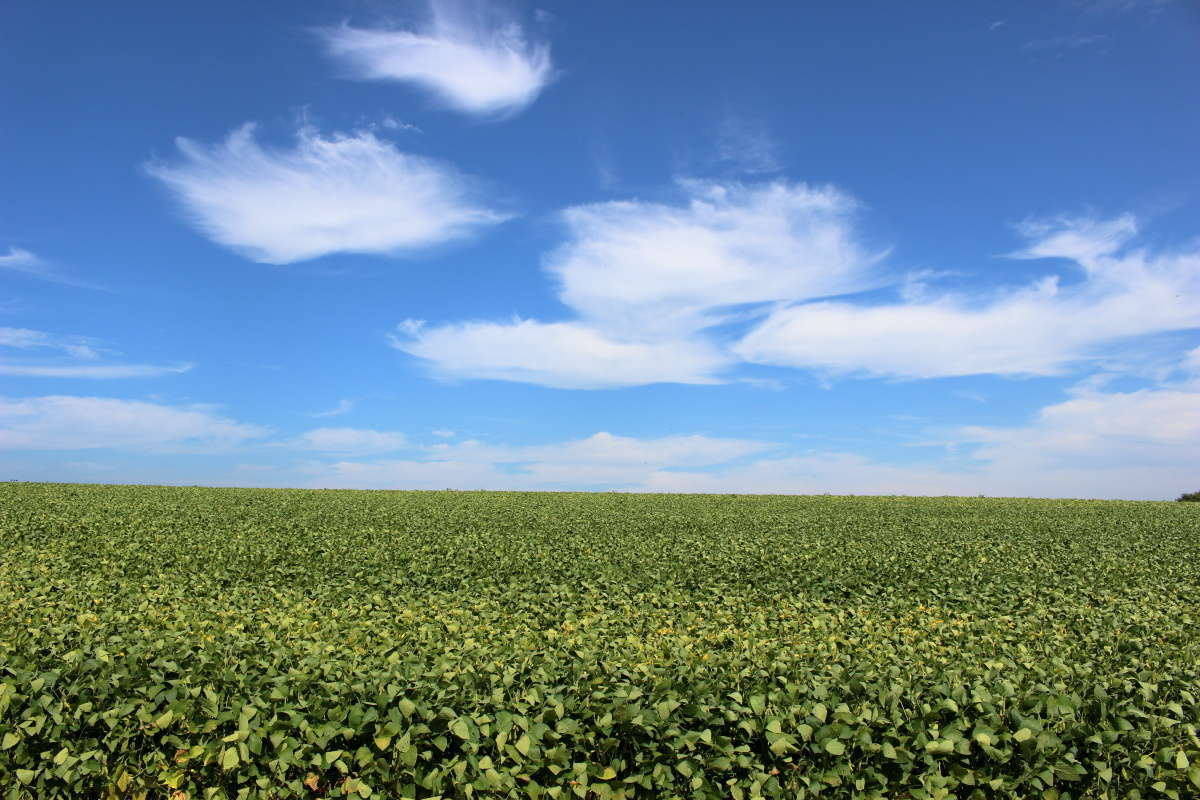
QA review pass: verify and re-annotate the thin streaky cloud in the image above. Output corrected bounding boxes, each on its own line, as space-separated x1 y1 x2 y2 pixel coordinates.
0 327 191 379
1076 0 1176 14
307 398 355 418
146 124 508 264
0 247 105 290
1022 34 1110 51
0 247 40 270
0 362 193 379
320 0 554 117
0 327 101 360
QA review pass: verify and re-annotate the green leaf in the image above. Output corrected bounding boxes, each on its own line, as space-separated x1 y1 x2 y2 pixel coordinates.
824 740 845 756
1014 728 1033 743
154 709 174 729
16 769 35 785
451 718 472 740
221 747 239 771
1 732 18 750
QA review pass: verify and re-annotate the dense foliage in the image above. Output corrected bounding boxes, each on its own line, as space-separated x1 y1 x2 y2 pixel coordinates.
1 483 1198 799
1177 491 1200 502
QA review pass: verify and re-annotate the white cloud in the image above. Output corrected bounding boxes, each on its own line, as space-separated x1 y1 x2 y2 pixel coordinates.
320 0 553 116
0 327 192 378
307 398 355 418
0 363 192 379
575 375 1199 499
0 248 100 290
0 247 40 271
314 458 514 491
0 327 100 359
308 431 774 489
1009 213 1136 265
297 427 409 455
735 214 1200 378
0 396 268 450
284 400 1197 498
397 181 880 387
637 453 974 497
307 352 1200 499
1022 34 1110 51
959 369 1200 471
146 124 506 264
713 114 782 175
550 181 880 338
431 428 456 438
1077 0 1175 14
393 318 732 389
426 431 772 466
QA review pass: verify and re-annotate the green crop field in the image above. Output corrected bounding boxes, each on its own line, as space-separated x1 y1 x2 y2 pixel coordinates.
1 483 1198 800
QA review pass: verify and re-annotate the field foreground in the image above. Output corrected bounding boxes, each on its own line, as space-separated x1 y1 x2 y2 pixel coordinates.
1 484 1198 799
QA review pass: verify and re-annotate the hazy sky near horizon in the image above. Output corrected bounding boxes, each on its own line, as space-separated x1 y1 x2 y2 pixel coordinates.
2 0 1198 498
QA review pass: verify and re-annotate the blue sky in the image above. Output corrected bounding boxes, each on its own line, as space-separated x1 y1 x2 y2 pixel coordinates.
2 0 1198 498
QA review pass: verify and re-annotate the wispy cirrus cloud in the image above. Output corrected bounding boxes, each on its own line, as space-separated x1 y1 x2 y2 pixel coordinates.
0 396 267 450
0 248 41 273
146 124 507 264
1075 0 1175 14
0 327 101 360
0 327 193 379
307 398 355 418
320 0 554 117
1022 34 1110 51
0 247 103 290
712 113 782 176
0 363 193 379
